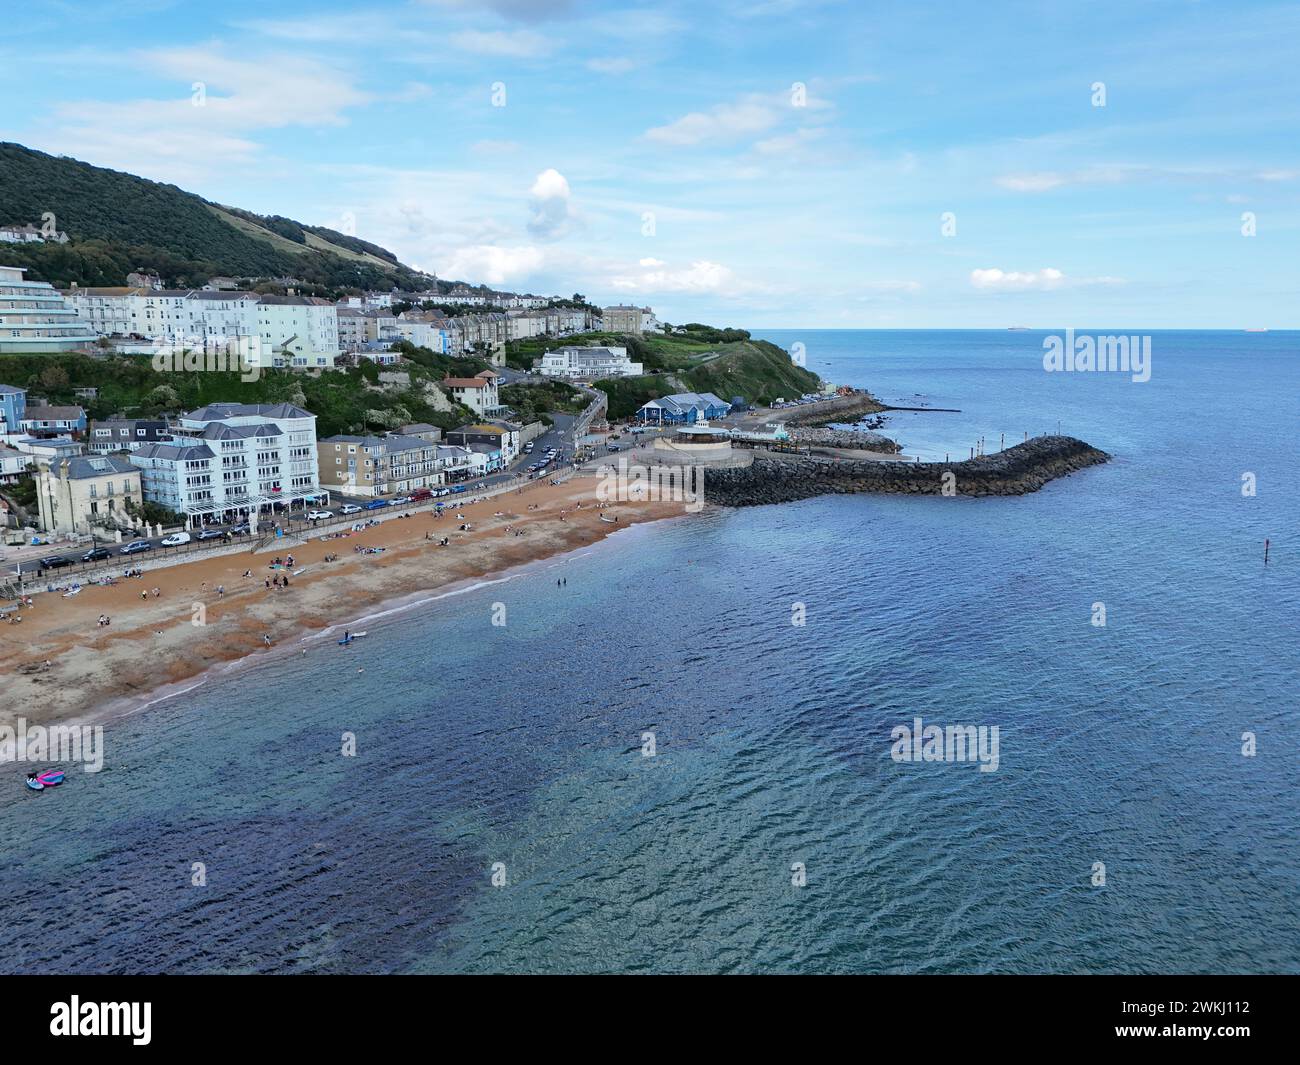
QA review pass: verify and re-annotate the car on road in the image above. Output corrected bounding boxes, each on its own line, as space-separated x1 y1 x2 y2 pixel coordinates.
39 554 75 569
81 546 114 562
195 528 225 541
160 532 191 547
307 510 334 521
339 503 362 514
607 444 621 452
391 496 414 505
364 500 389 510
120 540 153 555
231 523 251 535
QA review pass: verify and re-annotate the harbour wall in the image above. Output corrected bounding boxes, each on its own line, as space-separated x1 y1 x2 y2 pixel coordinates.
698 435 1109 506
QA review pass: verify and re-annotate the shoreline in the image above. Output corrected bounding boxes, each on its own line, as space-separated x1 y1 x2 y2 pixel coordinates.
1 475 688 732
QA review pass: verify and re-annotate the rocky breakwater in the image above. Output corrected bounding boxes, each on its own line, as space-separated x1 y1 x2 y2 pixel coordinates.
701 435 1109 507
787 426 900 454
779 391 886 428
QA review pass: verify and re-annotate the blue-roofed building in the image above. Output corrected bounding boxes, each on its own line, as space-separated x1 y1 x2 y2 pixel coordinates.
636 392 732 425
0 383 27 439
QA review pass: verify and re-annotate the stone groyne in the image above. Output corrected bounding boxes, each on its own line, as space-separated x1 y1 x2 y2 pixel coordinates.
786 426 900 453
700 435 1109 506
778 391 886 427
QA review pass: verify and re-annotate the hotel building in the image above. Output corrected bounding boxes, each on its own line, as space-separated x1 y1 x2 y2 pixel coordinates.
0 266 95 352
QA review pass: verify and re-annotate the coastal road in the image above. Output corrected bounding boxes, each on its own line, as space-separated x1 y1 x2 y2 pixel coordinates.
7 415 586 582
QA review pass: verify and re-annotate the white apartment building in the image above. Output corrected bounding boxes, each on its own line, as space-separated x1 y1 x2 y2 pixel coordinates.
393 312 450 353
64 286 143 335
0 266 96 352
64 288 340 367
539 345 643 379
130 402 321 527
441 370 502 416
255 295 340 368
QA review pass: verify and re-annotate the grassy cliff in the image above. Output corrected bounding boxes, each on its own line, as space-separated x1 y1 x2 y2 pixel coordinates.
593 338 821 419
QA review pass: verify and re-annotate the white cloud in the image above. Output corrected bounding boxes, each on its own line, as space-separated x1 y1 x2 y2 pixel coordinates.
995 166 1137 193
970 268 1125 291
970 268 1065 291
527 168 575 239
448 29 553 58
752 127 826 156
440 245 546 285
611 258 739 293
586 57 639 74
996 173 1068 193
27 46 372 183
422 0 576 21
646 95 786 146
857 280 922 295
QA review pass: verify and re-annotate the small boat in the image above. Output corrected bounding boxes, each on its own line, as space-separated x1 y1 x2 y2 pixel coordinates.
599 515 617 524
338 631 368 646
37 769 65 787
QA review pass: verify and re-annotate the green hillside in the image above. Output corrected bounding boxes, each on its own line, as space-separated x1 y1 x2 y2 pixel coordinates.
0 142 428 292
589 335 822 419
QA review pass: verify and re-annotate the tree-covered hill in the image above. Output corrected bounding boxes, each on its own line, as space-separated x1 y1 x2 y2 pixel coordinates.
0 142 428 291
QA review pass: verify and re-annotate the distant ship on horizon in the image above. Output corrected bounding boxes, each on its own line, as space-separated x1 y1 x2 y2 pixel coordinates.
1244 327 1269 332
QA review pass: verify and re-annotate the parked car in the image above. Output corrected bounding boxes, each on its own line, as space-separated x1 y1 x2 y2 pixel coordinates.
450 485 467 494
39 554 74 569
307 510 334 521
81 547 113 562
410 488 432 502
607 444 621 452
160 532 191 547
391 496 414 505
120 540 153 555
231 523 251 535
339 503 362 514
364 500 389 510
196 528 225 541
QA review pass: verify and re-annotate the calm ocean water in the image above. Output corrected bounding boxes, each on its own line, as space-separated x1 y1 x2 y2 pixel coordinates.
2 329 1297 974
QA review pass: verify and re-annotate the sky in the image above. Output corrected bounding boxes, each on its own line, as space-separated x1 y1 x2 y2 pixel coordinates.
3 0 1299 328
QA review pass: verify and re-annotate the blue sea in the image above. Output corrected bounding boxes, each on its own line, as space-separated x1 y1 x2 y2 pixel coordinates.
2 329 1297 974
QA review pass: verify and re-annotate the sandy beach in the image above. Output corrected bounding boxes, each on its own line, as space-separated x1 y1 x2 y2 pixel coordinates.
1 474 686 730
